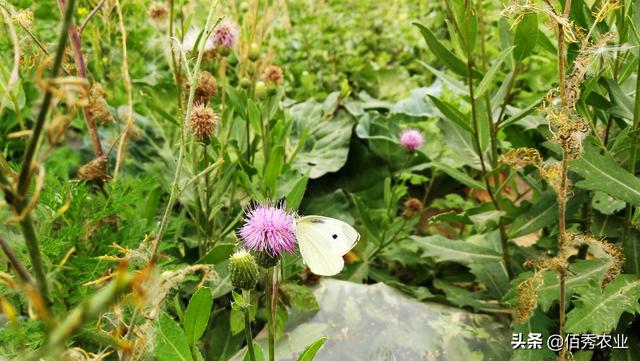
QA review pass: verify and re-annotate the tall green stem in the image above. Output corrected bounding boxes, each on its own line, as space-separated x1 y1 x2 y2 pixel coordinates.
154 1 219 255
621 48 640 270
5 0 77 305
265 266 277 361
555 1 572 359
242 289 256 361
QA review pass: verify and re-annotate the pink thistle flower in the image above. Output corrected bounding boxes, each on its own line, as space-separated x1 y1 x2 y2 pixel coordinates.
211 18 239 49
399 128 424 151
238 202 297 257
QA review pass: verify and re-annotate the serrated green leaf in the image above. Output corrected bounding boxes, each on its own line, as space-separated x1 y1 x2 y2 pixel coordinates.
229 307 245 335
571 145 640 206
297 337 328 361
413 235 502 264
504 259 612 312
184 287 213 345
156 313 194 361
565 275 640 333
469 261 510 299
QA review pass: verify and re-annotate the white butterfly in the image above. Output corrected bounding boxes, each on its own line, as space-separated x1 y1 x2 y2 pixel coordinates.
295 216 360 276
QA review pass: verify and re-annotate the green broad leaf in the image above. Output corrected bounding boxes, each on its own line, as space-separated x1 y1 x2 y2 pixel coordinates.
184 287 213 345
280 283 320 313
428 95 472 133
243 343 265 361
288 93 354 178
592 191 626 215
469 261 510 299
571 144 640 207
513 13 538 61
413 22 480 79
565 275 640 334
413 235 502 264
156 313 194 361
508 191 558 238
439 118 489 170
353 113 399 163
475 46 513 98
297 336 328 361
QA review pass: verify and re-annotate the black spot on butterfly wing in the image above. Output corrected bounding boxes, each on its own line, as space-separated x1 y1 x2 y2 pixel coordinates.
332 234 338 239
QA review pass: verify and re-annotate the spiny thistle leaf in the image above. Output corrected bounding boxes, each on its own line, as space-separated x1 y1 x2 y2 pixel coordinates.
565 275 640 334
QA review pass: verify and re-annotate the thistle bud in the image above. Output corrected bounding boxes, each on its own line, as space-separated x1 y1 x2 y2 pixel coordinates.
189 104 218 143
248 42 260 61
239 77 252 89
254 251 280 268
185 71 218 105
229 250 260 290
254 81 267 99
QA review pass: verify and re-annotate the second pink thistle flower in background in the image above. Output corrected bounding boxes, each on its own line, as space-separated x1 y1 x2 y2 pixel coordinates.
399 128 424 151
211 18 239 49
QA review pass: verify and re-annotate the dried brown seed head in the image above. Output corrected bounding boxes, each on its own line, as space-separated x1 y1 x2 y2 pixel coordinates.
149 2 169 19
77 156 110 183
262 65 284 86
402 197 424 219
189 104 218 143
500 148 542 169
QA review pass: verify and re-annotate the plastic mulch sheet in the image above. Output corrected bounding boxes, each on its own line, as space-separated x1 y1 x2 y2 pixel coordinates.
232 279 511 361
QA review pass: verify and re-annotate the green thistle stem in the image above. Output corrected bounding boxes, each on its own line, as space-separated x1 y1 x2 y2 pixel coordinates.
243 289 257 361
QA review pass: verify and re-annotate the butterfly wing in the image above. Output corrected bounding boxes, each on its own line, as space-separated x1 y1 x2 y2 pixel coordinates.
295 216 359 276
